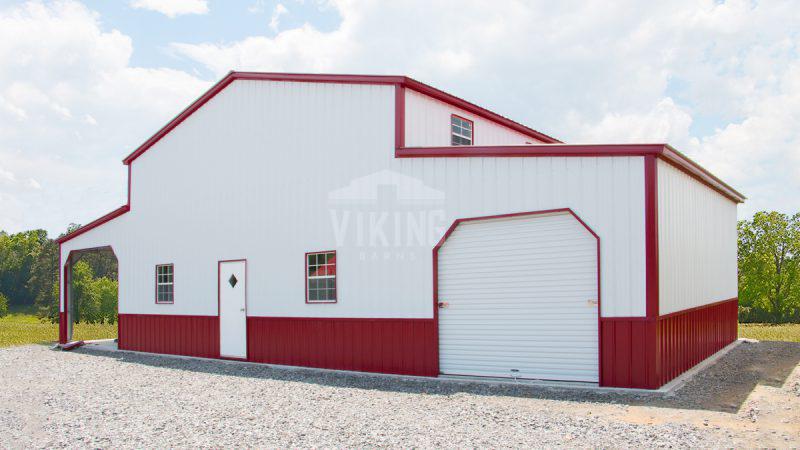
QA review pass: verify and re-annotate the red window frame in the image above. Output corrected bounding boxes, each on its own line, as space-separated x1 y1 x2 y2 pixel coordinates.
305 251 337 304
451 114 474 146
155 263 174 304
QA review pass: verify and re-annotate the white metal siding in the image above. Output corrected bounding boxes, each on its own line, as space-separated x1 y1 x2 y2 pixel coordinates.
61 80 648 319
404 89 542 147
438 212 599 381
657 159 738 315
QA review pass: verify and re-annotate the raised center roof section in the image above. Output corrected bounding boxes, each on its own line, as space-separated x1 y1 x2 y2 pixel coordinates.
121 71 561 165
116 71 743 204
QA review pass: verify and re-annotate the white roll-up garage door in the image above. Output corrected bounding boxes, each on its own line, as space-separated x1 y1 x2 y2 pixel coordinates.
438 211 599 382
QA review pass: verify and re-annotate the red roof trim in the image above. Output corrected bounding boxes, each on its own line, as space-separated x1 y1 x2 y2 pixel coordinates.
396 143 664 158
122 73 236 165
122 71 560 165
396 144 745 203
62 74 741 246
55 205 129 244
403 77 561 144
233 72 405 85
659 144 745 203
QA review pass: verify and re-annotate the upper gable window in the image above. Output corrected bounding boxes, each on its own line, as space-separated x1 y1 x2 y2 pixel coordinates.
451 115 473 146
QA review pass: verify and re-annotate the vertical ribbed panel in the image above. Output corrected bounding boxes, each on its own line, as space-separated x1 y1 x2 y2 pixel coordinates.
247 317 438 376
600 319 657 388
656 298 738 386
118 314 219 358
657 159 738 315
600 298 738 389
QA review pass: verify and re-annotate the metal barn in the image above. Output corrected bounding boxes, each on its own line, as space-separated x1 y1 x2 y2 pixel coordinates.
58 72 743 389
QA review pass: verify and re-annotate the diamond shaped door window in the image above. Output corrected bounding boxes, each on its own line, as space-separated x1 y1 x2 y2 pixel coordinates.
228 274 238 288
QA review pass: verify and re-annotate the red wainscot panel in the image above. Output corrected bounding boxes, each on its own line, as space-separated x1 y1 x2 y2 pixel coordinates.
600 298 738 389
600 318 659 389
118 314 219 358
247 317 438 377
656 298 738 387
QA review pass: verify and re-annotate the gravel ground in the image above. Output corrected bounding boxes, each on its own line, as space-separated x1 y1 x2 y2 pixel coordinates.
1 340 798 448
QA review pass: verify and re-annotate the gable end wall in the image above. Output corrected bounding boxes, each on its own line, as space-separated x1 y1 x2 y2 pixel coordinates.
404 89 543 147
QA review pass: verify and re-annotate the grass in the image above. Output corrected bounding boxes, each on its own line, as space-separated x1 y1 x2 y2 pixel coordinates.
739 323 800 343
1 311 798 348
0 313 116 348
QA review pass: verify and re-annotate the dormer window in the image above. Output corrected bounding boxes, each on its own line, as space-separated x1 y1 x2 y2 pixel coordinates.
451 115 473 146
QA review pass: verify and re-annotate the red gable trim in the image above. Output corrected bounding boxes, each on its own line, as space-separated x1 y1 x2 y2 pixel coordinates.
122 72 560 165
65 72 563 245
57 163 133 245
403 77 561 144
123 73 236 165
55 205 129 244
62 73 741 245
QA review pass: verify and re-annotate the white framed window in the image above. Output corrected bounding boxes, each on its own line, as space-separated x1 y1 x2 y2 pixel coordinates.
155 264 174 304
451 114 473 146
306 251 336 303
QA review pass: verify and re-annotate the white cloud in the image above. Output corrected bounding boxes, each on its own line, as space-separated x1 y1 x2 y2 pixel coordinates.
2 0 799 235
170 0 800 217
269 3 289 32
686 62 800 216
130 0 208 18
569 98 694 145
248 0 267 14
171 22 350 75
0 1 210 234
0 96 27 120
0 166 16 184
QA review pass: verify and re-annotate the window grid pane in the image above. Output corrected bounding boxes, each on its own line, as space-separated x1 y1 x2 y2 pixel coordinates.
156 264 174 303
451 115 473 146
307 251 336 302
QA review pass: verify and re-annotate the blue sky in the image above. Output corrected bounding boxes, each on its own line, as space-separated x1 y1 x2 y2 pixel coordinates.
0 0 798 235
82 1 342 76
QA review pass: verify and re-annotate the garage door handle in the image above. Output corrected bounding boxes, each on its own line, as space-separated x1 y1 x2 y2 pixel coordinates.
587 299 598 305
438 302 449 309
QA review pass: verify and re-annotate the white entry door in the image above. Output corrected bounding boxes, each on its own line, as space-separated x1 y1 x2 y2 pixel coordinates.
438 211 599 382
219 260 247 359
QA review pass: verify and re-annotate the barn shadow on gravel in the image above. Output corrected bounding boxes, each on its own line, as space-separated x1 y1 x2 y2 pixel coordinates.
75 340 800 414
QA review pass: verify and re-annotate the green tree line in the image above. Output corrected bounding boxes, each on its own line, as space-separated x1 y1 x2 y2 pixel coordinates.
0 211 799 324
738 211 800 323
0 226 118 323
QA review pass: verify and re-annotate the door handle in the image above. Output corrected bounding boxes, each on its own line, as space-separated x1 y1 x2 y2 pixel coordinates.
240 308 245 312
438 302 449 309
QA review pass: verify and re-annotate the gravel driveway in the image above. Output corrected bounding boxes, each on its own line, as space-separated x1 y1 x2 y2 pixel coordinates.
1 340 798 448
